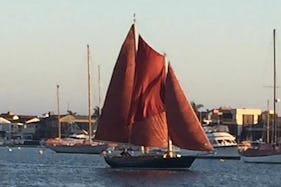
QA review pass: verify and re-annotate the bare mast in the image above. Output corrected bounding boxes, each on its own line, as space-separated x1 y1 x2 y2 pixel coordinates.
98 65 101 116
267 99 270 143
87 44 92 140
57 84 61 139
273 29 277 144
133 13 138 51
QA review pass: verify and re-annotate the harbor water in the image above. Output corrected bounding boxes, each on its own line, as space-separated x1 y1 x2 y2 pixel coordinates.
1 147 281 187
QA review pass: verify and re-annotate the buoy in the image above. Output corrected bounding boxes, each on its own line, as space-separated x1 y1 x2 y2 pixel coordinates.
39 149 44 155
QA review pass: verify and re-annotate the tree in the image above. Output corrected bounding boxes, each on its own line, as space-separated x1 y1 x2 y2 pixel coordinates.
190 101 204 121
93 106 100 118
67 110 77 116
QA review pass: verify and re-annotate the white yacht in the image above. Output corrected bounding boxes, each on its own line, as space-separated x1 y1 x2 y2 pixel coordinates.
204 131 239 159
182 131 240 159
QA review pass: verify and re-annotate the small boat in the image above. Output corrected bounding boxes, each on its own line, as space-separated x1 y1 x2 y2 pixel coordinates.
239 141 281 163
94 19 213 169
46 138 107 154
239 29 281 163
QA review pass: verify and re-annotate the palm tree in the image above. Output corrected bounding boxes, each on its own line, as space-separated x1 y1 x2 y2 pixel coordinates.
67 110 77 116
93 106 100 118
191 101 204 121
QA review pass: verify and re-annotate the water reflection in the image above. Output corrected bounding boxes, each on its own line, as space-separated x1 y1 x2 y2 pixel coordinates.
96 168 201 186
2 147 281 187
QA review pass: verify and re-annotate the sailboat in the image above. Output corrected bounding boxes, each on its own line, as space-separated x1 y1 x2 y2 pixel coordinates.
94 21 213 168
47 45 107 154
239 29 281 163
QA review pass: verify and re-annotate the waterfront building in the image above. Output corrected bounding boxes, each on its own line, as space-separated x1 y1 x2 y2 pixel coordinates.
0 111 40 145
202 107 262 141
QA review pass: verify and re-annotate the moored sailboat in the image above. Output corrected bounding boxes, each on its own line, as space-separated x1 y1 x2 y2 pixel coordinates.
239 29 281 163
47 45 107 154
46 136 107 154
94 20 213 168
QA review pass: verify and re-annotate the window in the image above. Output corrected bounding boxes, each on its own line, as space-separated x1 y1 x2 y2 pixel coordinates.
243 115 254 126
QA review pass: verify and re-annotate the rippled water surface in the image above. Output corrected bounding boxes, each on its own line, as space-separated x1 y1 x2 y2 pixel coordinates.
0 147 281 187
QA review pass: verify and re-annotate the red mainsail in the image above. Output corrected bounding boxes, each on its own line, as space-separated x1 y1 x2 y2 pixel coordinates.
95 25 136 143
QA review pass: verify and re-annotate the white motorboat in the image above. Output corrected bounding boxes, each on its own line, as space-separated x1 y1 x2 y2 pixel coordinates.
204 131 239 159
182 131 240 159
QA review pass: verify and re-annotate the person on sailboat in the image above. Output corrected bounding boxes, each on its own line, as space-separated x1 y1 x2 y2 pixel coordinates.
120 148 131 157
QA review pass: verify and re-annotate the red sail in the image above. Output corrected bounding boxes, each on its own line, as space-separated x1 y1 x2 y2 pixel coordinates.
129 36 168 147
95 25 136 143
165 65 213 151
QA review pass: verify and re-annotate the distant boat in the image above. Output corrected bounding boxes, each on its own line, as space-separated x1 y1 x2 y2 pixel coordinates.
47 45 107 154
199 131 239 159
180 128 240 160
239 29 281 163
239 140 281 163
46 136 107 154
94 20 213 169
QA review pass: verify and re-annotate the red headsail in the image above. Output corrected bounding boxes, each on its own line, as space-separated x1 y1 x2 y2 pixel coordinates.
165 65 213 151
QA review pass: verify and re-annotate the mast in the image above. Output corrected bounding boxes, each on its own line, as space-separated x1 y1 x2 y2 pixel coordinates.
267 99 270 143
57 84 61 139
134 14 143 153
164 54 174 158
87 44 92 140
98 65 101 116
273 29 277 144
133 13 138 51
133 14 148 154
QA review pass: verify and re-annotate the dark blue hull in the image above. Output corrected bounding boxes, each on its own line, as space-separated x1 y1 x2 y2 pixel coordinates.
104 155 196 169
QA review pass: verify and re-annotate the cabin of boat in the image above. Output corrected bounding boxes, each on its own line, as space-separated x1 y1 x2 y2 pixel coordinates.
207 132 237 148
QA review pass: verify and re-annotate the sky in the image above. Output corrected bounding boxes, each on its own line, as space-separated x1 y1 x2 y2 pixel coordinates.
1 0 281 116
